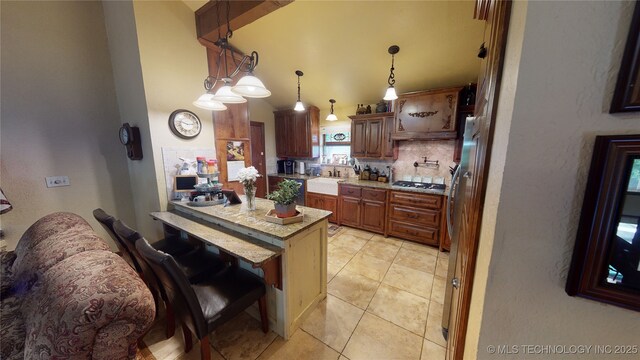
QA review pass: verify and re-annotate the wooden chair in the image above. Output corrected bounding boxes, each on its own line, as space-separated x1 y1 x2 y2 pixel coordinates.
93 208 139 272
113 220 227 339
135 235 268 360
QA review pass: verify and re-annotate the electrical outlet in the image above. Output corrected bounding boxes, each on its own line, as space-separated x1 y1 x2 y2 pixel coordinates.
45 176 70 188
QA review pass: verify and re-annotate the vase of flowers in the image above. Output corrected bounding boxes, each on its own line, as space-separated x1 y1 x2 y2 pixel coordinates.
237 166 260 211
266 179 301 218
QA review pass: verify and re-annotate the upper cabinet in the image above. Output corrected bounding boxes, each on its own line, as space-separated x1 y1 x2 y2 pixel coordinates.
274 106 320 158
349 112 395 160
392 87 462 140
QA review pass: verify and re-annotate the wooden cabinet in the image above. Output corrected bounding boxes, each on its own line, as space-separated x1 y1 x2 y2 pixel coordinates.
393 87 462 140
387 190 444 246
268 175 285 194
306 192 338 223
274 106 320 158
338 184 386 234
383 114 395 158
349 113 395 159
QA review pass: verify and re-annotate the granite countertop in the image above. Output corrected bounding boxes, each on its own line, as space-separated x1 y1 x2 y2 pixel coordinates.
150 211 282 266
339 178 448 196
170 198 332 241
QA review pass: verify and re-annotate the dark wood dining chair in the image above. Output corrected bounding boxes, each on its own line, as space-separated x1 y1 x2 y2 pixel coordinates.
113 220 228 339
135 235 268 360
93 208 139 272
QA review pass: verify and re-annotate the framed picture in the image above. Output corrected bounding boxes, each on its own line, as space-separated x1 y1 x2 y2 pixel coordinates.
610 1 640 113
566 135 640 312
226 141 245 161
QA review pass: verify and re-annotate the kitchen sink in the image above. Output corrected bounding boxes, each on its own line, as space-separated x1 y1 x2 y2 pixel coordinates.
307 177 341 196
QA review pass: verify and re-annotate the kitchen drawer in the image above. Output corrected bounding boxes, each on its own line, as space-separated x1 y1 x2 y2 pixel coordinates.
340 185 362 198
389 205 440 227
388 220 439 246
362 188 387 202
389 191 442 209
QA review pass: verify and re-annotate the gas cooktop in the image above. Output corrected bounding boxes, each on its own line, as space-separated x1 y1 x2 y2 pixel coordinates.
392 181 446 191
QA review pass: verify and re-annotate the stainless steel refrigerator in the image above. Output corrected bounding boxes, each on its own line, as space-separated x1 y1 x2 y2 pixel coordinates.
442 114 475 339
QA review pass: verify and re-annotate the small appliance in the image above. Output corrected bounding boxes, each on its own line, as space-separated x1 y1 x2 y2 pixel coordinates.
284 160 295 174
277 160 286 174
298 161 305 175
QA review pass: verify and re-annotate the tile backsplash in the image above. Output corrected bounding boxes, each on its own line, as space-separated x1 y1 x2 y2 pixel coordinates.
302 139 456 187
393 140 456 186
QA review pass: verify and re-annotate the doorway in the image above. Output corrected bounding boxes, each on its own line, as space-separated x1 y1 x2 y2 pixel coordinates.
250 121 267 198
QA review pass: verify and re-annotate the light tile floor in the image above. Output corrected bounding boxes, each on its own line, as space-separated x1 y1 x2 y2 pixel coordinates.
144 227 449 360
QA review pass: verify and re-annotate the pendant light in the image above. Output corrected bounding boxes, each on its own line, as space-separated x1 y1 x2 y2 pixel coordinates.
294 70 305 111
231 51 271 98
212 80 247 104
193 93 227 111
383 45 400 101
326 99 338 121
193 77 227 111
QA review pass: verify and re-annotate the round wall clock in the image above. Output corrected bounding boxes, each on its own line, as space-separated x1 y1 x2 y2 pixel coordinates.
169 109 202 139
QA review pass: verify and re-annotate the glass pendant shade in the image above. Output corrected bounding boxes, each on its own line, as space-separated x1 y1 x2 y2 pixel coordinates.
212 85 247 104
326 113 338 121
193 93 227 111
231 75 271 98
384 86 398 101
294 101 305 111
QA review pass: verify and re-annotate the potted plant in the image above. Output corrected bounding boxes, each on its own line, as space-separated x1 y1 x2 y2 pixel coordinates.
266 179 301 218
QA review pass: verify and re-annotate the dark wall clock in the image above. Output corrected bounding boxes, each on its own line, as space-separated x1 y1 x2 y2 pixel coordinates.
119 122 143 160
169 109 202 139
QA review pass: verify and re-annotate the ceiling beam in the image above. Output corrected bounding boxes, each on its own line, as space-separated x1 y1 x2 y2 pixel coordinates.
196 0 293 48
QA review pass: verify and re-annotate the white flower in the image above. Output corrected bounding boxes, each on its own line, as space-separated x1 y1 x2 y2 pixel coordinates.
237 166 261 184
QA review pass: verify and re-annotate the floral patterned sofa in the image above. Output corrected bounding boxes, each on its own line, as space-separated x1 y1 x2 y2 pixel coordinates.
0 212 155 359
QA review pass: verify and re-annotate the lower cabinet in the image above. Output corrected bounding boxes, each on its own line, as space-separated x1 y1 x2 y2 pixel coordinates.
306 192 338 223
338 184 386 234
387 190 443 247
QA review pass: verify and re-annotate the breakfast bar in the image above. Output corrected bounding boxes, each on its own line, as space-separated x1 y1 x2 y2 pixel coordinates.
151 198 331 339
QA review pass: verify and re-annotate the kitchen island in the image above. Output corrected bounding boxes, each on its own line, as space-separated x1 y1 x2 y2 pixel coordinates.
157 198 331 339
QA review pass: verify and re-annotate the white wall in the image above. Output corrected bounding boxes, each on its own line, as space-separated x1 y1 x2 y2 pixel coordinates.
468 1 640 358
0 1 136 249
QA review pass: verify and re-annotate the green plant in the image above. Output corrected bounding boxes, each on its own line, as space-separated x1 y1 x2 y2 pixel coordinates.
267 179 301 205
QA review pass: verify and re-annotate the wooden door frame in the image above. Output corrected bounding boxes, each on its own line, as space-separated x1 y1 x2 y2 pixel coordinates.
448 1 512 359
250 121 267 198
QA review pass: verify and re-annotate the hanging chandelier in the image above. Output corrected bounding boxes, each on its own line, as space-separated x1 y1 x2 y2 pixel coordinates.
193 0 271 111
383 45 400 101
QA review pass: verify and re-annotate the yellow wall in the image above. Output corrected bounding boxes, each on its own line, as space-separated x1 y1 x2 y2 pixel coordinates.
0 1 136 249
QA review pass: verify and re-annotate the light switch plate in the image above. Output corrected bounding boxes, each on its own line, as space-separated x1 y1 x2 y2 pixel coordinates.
45 176 70 188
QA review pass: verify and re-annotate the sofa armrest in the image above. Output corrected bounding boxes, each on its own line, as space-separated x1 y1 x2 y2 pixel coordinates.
21 250 155 359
